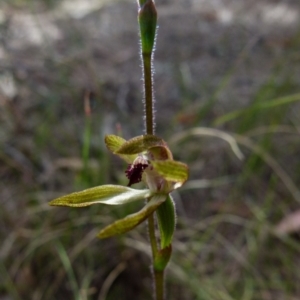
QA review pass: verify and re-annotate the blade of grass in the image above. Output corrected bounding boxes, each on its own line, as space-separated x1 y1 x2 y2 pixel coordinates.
55 242 80 300
98 262 127 300
169 127 244 160
215 93 300 126
0 261 22 300
234 133 300 203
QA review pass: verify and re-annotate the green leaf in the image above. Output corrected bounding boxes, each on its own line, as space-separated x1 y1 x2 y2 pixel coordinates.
154 245 172 272
98 194 167 239
116 135 164 155
49 185 152 207
151 160 188 185
105 135 136 163
156 194 176 249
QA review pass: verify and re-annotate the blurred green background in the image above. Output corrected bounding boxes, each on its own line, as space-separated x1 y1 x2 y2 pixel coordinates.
1 0 300 299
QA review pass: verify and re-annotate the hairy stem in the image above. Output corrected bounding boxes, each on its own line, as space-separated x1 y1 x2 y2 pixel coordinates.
143 53 154 135
138 1 165 298
148 211 158 257
143 36 165 300
154 270 164 300
142 30 165 300
148 210 165 300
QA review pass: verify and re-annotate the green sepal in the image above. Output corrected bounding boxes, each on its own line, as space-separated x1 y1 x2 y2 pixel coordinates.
151 160 189 186
154 245 172 272
138 0 157 55
105 135 126 152
116 135 164 155
105 135 136 163
156 194 176 248
98 194 167 239
49 185 152 207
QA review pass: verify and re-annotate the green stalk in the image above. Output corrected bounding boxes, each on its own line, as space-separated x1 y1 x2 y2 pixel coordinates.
137 1 166 299
154 270 164 300
148 211 164 300
138 0 157 135
143 53 154 135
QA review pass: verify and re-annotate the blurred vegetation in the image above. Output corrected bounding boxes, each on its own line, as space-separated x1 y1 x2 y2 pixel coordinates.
1 0 300 299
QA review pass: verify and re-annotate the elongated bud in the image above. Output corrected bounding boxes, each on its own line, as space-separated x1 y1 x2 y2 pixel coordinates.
138 0 157 55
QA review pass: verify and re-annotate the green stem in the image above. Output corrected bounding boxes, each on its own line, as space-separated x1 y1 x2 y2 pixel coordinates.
148 212 158 257
154 270 164 300
143 52 154 135
148 211 165 300
143 34 165 300
139 1 165 298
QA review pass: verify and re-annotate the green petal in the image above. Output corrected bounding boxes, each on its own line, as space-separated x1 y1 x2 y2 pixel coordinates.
151 160 189 186
156 194 176 249
49 185 152 207
98 194 167 239
105 135 136 163
116 135 164 155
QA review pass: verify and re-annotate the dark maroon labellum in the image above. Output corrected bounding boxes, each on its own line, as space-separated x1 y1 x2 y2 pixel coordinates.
125 163 148 186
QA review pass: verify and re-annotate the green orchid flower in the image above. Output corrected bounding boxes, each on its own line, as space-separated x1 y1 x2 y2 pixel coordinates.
49 134 188 248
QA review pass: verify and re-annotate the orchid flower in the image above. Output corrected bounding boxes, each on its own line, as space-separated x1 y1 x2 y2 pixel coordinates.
49 134 188 248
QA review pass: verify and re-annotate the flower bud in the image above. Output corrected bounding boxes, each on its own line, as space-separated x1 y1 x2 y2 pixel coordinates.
138 0 157 55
